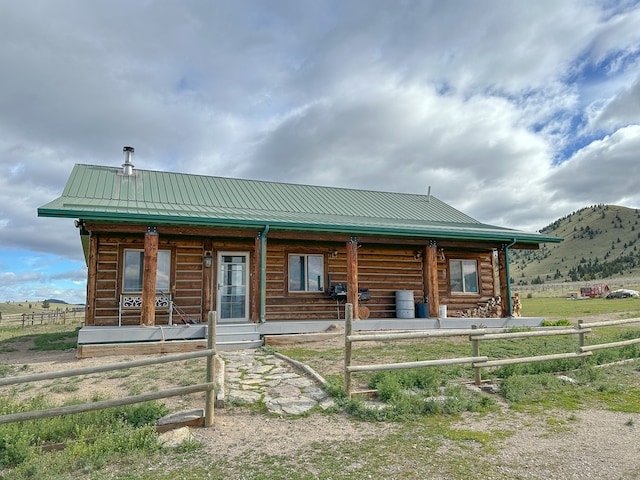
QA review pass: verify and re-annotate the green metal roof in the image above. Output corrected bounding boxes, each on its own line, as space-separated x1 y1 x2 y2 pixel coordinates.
38 164 561 245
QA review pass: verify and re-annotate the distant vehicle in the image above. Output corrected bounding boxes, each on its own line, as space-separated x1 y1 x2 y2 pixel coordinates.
580 284 610 298
606 289 640 299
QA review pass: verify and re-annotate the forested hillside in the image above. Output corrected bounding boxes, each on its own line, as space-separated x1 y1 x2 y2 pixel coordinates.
510 205 640 286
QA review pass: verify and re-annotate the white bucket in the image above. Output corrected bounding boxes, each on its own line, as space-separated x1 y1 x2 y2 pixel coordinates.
395 290 415 319
439 305 447 318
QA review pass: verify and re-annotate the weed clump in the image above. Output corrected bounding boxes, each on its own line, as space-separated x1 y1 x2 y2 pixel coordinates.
0 396 168 477
325 368 496 422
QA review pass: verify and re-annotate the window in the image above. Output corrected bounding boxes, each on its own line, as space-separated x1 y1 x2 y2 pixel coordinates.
450 259 479 293
288 254 324 292
123 249 171 293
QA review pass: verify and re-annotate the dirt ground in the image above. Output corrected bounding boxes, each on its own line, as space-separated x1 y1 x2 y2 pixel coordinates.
2 315 640 479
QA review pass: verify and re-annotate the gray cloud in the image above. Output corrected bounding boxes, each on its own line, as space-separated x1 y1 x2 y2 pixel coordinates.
593 75 640 129
547 125 640 205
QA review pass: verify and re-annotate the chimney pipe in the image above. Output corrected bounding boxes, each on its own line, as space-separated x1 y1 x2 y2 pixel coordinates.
122 146 135 175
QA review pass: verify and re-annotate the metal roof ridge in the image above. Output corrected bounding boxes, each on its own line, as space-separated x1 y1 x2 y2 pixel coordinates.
74 163 449 200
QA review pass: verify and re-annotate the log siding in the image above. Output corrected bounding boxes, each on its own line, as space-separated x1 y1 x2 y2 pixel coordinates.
84 224 501 326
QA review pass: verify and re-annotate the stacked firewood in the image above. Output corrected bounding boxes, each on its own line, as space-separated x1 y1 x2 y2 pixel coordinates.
458 296 503 318
455 293 522 318
512 293 522 317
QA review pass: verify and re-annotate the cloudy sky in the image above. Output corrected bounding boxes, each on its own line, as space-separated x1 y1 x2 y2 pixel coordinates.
1 0 640 304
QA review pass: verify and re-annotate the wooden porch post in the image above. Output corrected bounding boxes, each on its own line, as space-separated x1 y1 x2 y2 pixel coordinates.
346 237 359 319
85 233 98 326
141 227 158 326
497 247 510 317
425 241 440 318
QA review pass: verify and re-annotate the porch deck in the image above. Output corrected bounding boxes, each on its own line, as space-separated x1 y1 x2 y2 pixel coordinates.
258 316 544 335
76 316 544 358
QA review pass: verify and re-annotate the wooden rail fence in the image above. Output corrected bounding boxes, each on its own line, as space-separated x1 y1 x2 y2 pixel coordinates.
0 311 218 428
0 309 85 327
343 302 640 397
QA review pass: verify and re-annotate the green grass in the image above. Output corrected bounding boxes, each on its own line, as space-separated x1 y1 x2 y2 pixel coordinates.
2 295 640 479
30 328 79 351
0 398 167 478
0 323 82 350
521 295 640 318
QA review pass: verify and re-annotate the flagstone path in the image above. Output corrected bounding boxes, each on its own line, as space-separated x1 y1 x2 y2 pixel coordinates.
220 350 335 415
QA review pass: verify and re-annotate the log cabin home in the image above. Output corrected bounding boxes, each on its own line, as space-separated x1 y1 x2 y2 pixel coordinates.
38 148 561 352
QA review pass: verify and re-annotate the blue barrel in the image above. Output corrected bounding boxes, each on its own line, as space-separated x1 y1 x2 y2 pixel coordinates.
416 302 428 318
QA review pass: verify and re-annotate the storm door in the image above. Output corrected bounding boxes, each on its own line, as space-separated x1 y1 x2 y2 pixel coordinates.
217 252 250 323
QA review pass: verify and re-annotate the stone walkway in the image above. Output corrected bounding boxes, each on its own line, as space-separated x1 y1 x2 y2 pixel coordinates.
221 350 335 415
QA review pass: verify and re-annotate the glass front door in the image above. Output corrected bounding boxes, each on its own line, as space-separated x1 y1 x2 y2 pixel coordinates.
217 252 249 322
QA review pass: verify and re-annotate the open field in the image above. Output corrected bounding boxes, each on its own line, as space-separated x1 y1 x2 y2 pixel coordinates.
0 301 84 315
521 293 640 318
2 299 640 478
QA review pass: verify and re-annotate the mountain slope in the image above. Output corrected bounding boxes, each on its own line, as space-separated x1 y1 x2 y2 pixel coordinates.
510 205 640 285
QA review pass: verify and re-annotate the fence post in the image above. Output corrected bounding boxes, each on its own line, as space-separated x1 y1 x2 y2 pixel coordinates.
204 310 217 428
471 328 482 385
578 320 586 366
22 313 26 327
344 303 353 398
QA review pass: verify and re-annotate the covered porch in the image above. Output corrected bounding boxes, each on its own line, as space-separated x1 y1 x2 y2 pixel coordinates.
75 313 544 358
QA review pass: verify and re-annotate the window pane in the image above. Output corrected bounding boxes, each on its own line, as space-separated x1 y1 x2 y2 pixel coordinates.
463 260 478 293
288 255 304 291
123 249 171 293
288 254 324 292
450 260 463 292
156 250 171 293
307 255 324 292
123 251 144 292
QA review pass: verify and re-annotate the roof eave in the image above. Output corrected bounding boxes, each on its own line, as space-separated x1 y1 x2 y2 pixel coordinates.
38 207 561 245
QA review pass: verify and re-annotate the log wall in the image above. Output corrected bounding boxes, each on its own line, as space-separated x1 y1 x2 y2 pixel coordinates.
90 234 204 326
265 242 428 320
85 225 498 325
439 251 496 315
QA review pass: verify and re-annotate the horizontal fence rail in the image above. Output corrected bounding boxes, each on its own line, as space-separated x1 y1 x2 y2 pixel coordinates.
0 384 213 425
0 311 218 428
342 304 640 397
346 328 508 343
580 338 640 352
346 356 489 373
472 328 591 341
0 349 214 387
472 352 592 369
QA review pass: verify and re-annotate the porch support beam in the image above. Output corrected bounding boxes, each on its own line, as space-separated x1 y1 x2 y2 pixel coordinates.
202 238 213 321
252 227 269 323
425 241 440 318
141 227 159 326
85 233 98 326
497 240 516 317
346 237 359 319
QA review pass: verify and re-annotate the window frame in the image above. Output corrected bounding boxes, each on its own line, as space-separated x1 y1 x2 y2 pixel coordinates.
119 246 174 294
449 258 479 294
287 253 326 294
